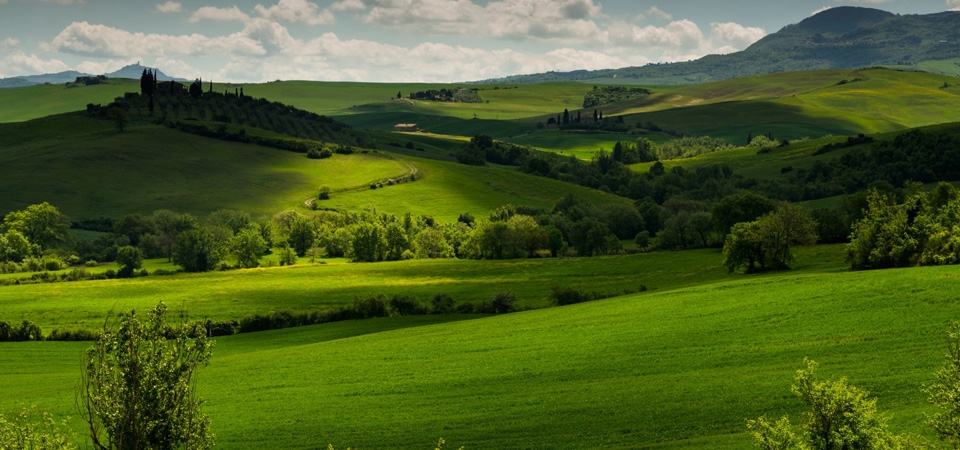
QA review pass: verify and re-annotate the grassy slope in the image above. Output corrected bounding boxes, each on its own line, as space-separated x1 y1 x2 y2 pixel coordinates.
2 261 957 449
0 245 845 332
0 79 138 123
0 113 627 220
0 114 408 218
606 68 960 142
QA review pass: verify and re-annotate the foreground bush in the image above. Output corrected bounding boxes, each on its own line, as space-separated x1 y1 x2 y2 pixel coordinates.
0 407 76 450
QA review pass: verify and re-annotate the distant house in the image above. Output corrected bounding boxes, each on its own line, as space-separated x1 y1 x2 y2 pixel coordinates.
157 81 186 95
394 124 419 132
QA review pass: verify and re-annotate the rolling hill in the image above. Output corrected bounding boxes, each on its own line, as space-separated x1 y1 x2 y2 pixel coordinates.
1 255 956 449
476 7 960 85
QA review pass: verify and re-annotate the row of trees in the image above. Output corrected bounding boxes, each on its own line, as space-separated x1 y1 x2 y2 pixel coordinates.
847 182 960 270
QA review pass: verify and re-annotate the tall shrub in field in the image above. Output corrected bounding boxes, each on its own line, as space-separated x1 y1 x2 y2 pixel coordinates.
81 302 213 450
231 227 267 268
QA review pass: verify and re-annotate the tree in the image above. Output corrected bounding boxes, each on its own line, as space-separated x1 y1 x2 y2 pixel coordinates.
287 216 316 257
507 215 544 257
723 203 817 272
384 222 410 261
925 321 960 446
81 302 213 450
723 221 764 273
712 192 777 237
747 359 912 450
231 227 267 268
562 109 570 125
173 228 224 272
114 214 156 247
107 107 128 133
847 189 924 270
189 78 202 99
3 202 69 250
413 227 452 259
351 222 386 262
0 230 32 263
115 245 143 278
757 203 817 270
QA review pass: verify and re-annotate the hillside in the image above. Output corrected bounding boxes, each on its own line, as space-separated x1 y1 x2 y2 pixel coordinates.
475 7 960 85
0 112 627 221
1 259 957 448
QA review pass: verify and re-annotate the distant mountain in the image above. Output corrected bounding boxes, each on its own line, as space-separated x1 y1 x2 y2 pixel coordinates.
0 70 90 88
474 7 960 85
0 63 187 89
105 63 188 82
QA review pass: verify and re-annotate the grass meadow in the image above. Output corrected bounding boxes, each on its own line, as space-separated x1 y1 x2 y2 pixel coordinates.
1 258 957 449
0 245 846 332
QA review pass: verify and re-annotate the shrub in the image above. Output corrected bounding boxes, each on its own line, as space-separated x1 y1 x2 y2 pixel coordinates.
389 295 428 316
352 295 390 319
204 320 240 337
549 286 592 306
484 291 515 314
47 328 100 341
85 259 99 267
431 293 456 314
455 302 477 314
0 407 76 450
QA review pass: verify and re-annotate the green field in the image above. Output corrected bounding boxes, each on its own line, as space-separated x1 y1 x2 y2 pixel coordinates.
0 245 846 332
2 255 957 449
0 113 627 221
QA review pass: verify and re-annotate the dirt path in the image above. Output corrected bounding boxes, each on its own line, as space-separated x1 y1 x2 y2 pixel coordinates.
303 153 420 209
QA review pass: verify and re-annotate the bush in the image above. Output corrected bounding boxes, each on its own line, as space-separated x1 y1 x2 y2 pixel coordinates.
483 292 515 314
389 295 428 316
85 259 99 267
549 286 592 306
0 407 76 450
352 295 390 319
455 302 477 314
431 293 456 314
204 319 240 337
47 328 100 341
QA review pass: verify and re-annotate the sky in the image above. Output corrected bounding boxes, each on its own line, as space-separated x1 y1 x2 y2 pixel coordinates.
0 0 957 83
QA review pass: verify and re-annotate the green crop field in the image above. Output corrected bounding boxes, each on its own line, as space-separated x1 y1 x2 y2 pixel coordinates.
1 255 956 449
0 244 846 332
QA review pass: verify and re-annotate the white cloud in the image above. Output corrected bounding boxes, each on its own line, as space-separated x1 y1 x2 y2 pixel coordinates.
948 0 960 10
155 1 181 13
645 6 672 21
49 21 266 57
209 31 647 83
1 37 18 48
255 0 335 25
711 22 765 49
811 6 832 15
0 51 70 78
38 0 84 4
189 6 250 23
331 0 364 11
358 0 605 44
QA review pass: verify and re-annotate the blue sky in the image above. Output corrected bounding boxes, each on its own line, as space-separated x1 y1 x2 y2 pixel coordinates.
0 0 956 82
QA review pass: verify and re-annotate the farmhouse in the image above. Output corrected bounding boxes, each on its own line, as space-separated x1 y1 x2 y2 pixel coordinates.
157 80 186 95
394 123 419 132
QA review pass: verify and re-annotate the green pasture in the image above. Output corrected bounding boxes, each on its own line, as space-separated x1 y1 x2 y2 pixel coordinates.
507 129 668 159
2 258 958 448
0 115 408 219
0 244 846 332
0 113 627 221
323 154 631 221
0 79 138 123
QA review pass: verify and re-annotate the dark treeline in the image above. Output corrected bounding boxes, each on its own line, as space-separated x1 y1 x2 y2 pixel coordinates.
408 88 483 103
87 79 354 146
582 85 652 109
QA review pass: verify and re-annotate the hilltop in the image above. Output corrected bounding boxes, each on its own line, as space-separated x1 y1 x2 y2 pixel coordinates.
476 7 960 85
0 63 186 89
